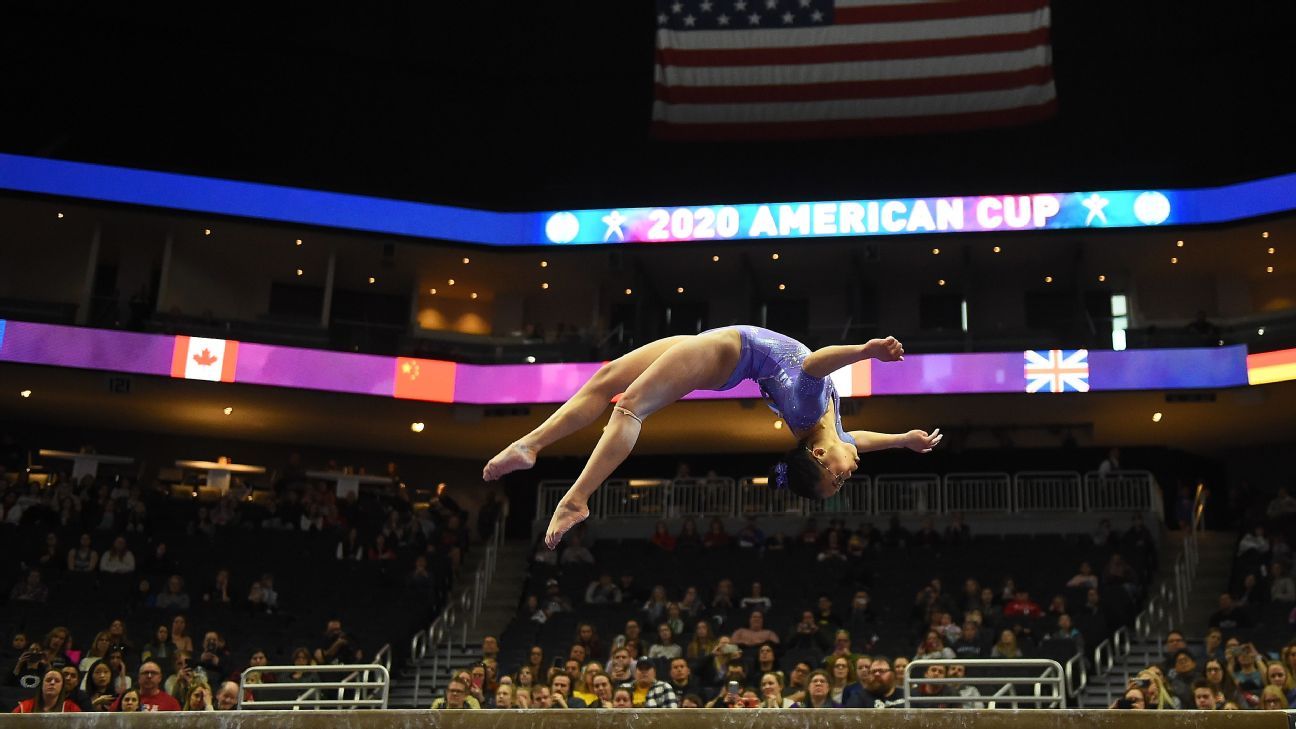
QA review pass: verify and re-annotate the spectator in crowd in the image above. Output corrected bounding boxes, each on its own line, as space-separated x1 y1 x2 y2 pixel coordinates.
848 590 876 626
560 533 594 565
215 681 240 711
610 620 645 660
164 652 199 702
141 626 172 665
849 658 904 708
170 615 194 654
739 582 771 612
285 647 320 688
60 664 92 711
1210 594 1254 631
667 657 699 697
67 533 99 572
676 518 703 553
827 655 852 703
783 661 811 704
758 672 796 707
703 517 730 550
548 673 585 708
197 632 231 685
100 536 136 574
1191 679 1217 710
572 624 603 663
649 521 675 552
678 585 703 620
1265 662 1296 705
1229 643 1265 692
731 611 779 648
1262 685 1289 710
83 659 116 711
1098 448 1121 477
1135 668 1177 709
954 619 986 658
785 610 830 655
530 685 551 707
79 632 113 672
611 686 634 708
491 683 515 709
115 688 142 713
11 637 51 688
112 660 180 711
686 621 717 660
105 645 132 694
910 664 956 709
799 669 839 708
752 642 780 681
607 647 633 684
42 627 73 668
431 677 474 709
814 595 842 629
947 663 983 708
12 669 80 713
1003 588 1043 619
1269 488 1296 519
584 573 621 605
737 518 765 550
1202 658 1244 707
541 580 573 616
1045 614 1083 652
642 585 670 624
1167 650 1200 708
336 527 364 561
1272 563 1296 603
699 638 740 688
584 672 614 708
1235 573 1264 607
1238 526 1270 557
991 630 1022 658
915 630 955 660
648 623 683 660
183 683 214 711
1066 561 1099 590
839 656 871 707
1112 686 1146 710
9 569 48 604
314 619 363 665
155 575 191 610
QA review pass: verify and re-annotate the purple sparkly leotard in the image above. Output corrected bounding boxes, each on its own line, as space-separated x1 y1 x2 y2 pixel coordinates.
706 326 855 445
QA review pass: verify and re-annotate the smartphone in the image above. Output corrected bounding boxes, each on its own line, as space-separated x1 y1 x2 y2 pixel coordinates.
727 680 739 697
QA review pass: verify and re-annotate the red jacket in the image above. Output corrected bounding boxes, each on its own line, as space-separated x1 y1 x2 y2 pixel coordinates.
109 690 181 712
12 699 81 713
1002 599 1043 618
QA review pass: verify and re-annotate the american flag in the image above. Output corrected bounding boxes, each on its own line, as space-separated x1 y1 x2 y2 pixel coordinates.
1024 349 1089 393
652 0 1057 140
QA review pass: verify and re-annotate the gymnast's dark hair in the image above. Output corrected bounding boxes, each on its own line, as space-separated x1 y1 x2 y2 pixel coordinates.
774 442 826 500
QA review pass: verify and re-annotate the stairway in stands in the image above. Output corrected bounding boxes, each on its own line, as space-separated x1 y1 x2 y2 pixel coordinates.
387 539 532 708
1075 529 1235 708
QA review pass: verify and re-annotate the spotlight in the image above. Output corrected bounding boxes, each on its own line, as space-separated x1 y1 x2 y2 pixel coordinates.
470 292 478 299
204 228 211 236
295 239 303 246
19 390 32 398
541 283 549 289
540 261 549 268
771 253 780 260
368 277 376 284
296 269 303 276
712 255 720 262
448 279 456 285
462 257 471 264
1262 231 1269 238
56 213 64 219
223 407 233 416
1098 275 1106 282
1044 276 1053 284
777 283 786 291
410 422 425 433
676 287 684 294
992 246 1002 253
938 279 946 287
1176 240 1184 248
932 248 940 255
773 421 783 430
429 288 437 294
1171 257 1178 264
1152 412 1163 423
624 288 633 295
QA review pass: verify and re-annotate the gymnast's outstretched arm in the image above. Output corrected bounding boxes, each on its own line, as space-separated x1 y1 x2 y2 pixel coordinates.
850 429 943 453
802 336 905 379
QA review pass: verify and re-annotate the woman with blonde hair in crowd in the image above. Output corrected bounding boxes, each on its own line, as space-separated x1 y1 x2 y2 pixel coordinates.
1261 685 1289 710
183 683 214 711
493 684 516 709
990 630 1022 658
1228 643 1266 692
686 620 717 660
1131 668 1175 709
1264 662 1296 705
79 632 114 672
759 672 798 708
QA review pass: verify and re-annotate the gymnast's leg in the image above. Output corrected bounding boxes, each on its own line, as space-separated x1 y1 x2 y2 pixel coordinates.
482 336 690 481
544 332 739 548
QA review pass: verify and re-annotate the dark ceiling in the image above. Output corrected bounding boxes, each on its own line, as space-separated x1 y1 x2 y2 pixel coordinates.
4 2 1295 211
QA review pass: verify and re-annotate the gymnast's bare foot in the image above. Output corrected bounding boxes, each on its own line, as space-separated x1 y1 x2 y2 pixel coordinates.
483 442 536 481
545 499 589 550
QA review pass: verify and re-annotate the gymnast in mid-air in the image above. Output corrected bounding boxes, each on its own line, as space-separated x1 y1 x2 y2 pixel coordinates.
483 326 942 549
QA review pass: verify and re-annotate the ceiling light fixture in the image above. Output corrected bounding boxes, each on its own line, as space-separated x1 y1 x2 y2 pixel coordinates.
1263 231 1270 238
676 287 684 294
295 239 302 246
778 283 786 291
625 288 633 295
1152 412 1163 423
470 292 478 299
56 213 64 219
771 253 780 260
368 277 376 284
296 269 303 276
429 288 437 294
932 248 940 255
773 420 783 430
992 246 1002 253
712 255 720 262
1098 275 1106 282
410 422 425 433
1044 276 1053 284
447 279 455 285
540 261 548 268
204 228 211 236
938 279 946 287
1176 240 1184 247
463 257 471 264
19 390 32 398
223 407 233 415
541 282 549 289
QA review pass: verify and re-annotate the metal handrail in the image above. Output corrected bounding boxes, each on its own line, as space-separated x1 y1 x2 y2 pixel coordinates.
904 658 1067 709
409 503 510 699
1093 639 1114 676
238 663 390 709
1064 652 1088 698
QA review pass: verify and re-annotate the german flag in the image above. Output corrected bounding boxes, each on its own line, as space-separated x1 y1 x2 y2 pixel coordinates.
1247 348 1296 386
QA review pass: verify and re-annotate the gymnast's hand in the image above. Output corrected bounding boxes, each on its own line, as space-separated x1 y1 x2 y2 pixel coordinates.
865 336 905 362
905 428 942 453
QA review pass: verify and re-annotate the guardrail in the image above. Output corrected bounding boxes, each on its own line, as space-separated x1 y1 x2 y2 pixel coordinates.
409 503 509 699
903 658 1067 709
238 662 390 709
535 470 1159 524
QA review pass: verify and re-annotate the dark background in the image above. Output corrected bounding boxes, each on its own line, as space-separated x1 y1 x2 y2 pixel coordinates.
4 2 1295 210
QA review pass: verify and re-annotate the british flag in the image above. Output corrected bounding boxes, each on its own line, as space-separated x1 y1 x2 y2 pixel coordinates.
1024 349 1089 393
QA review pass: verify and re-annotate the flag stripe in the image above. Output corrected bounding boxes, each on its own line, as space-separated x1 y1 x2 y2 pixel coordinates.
650 97 1057 139
658 28 1049 67
655 46 1048 86
654 81 1055 123
834 0 1049 25
657 10 1048 52
170 335 190 378
656 64 1051 103
221 340 239 382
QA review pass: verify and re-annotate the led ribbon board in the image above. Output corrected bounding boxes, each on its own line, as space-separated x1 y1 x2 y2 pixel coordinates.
2 153 1295 245
0 320 1266 403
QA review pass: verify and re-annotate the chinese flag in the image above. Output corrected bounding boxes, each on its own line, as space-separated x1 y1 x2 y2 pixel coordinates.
393 357 456 402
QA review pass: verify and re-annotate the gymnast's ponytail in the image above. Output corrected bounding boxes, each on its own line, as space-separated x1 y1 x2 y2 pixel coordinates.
774 442 824 500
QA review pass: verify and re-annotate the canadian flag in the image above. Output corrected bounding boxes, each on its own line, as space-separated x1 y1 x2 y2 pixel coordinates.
171 335 239 382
